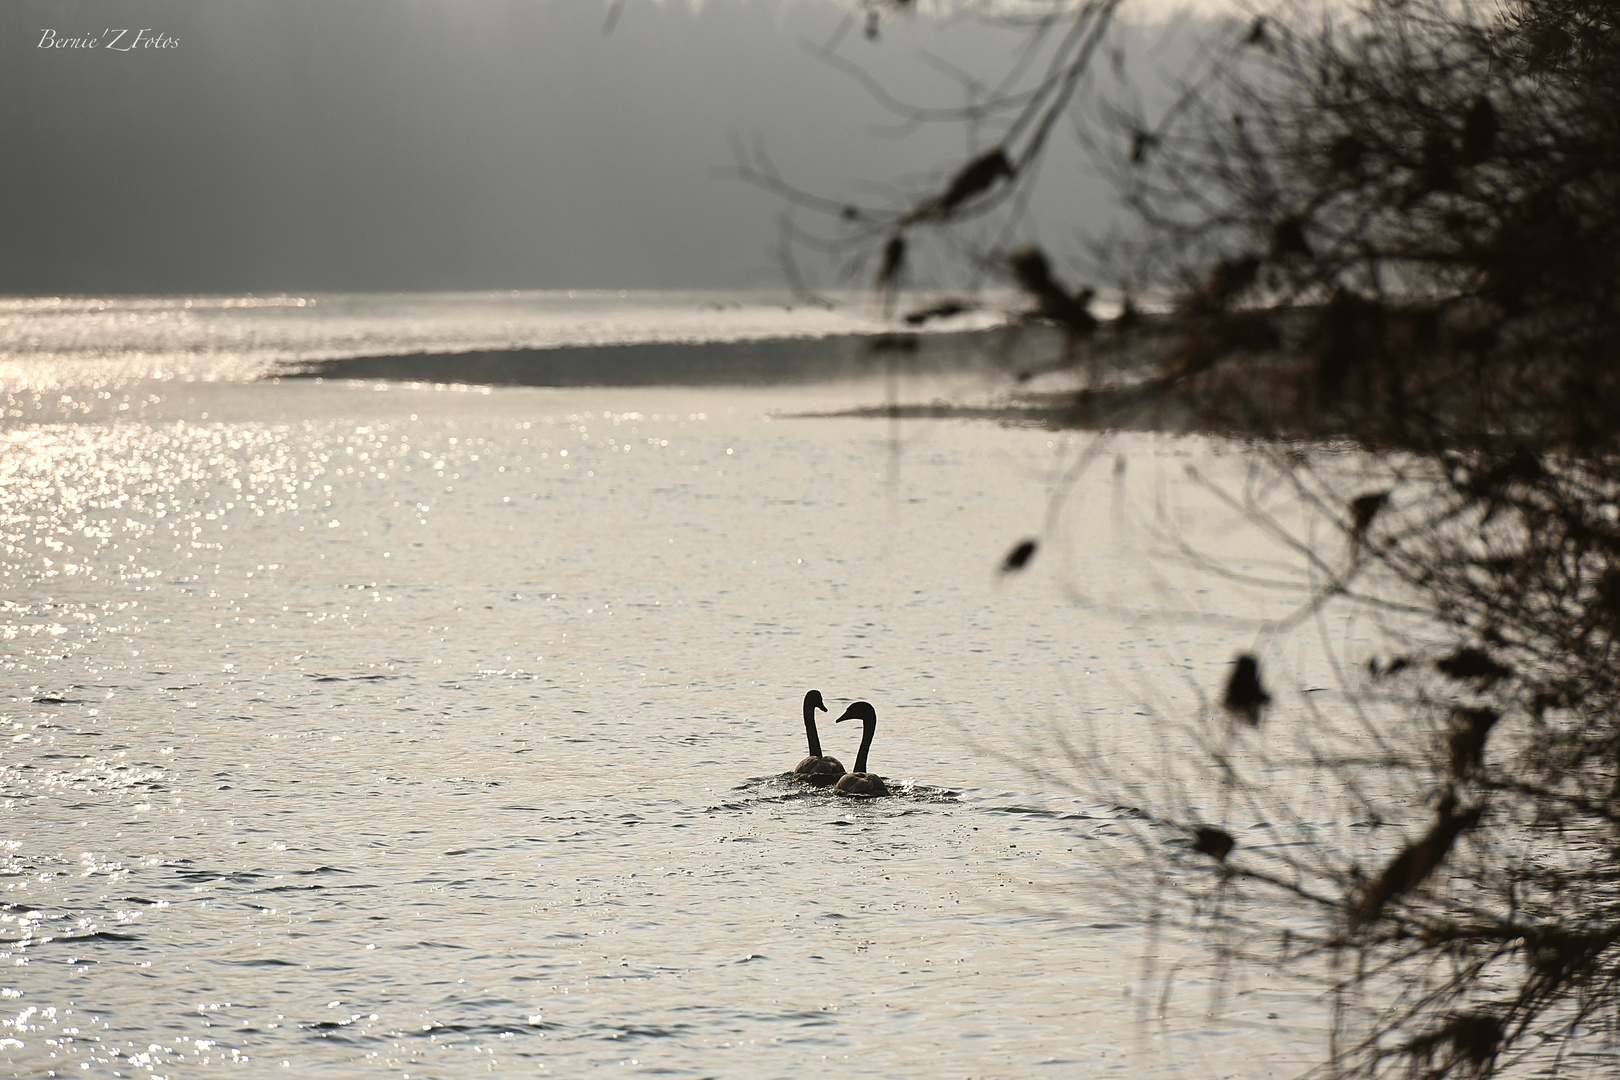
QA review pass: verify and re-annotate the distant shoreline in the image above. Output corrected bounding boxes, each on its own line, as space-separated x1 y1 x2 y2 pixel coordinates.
277 328 1024 387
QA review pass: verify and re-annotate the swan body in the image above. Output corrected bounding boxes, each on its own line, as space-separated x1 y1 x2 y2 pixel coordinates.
831 700 890 797
796 755 846 785
832 771 889 797
793 689 845 786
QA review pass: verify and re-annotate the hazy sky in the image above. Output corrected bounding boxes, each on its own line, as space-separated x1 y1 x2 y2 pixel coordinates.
3 0 1224 294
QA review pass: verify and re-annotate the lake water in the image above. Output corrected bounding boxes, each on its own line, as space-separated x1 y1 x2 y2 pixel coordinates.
2 293 1366 1078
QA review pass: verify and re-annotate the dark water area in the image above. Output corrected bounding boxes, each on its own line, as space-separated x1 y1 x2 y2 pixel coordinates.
284 329 1009 387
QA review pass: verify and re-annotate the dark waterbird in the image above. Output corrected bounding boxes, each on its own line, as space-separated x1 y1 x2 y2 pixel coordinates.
832 700 890 797
793 690 845 787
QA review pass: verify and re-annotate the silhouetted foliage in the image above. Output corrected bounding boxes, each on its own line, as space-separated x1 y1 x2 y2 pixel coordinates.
1098 2 1620 1072
1191 825 1235 862
1220 653 1270 726
999 537 1038 572
761 0 1620 1074
902 298 975 325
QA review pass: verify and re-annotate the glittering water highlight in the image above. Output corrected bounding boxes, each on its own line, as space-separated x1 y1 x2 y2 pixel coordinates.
1 294 1358 1078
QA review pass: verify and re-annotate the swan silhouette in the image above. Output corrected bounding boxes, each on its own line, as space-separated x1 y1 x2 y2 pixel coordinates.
793 690 845 787
831 700 890 797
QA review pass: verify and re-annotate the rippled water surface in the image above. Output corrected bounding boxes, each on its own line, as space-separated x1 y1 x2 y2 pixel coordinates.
2 297 1364 1078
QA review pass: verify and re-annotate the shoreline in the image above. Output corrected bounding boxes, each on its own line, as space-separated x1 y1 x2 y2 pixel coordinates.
277 327 1032 387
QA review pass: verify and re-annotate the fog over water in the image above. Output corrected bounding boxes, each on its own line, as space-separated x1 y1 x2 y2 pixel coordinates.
0 0 1188 294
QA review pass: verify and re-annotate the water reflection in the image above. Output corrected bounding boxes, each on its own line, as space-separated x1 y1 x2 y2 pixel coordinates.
2 374 1335 1076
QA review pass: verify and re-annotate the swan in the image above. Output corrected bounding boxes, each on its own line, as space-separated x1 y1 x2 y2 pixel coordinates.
793 690 845 786
831 700 890 797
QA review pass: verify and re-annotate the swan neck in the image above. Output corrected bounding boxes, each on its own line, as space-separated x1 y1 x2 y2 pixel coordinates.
853 717 876 774
803 700 824 758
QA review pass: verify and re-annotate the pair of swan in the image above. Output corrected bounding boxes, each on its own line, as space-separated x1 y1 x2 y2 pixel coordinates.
794 690 890 797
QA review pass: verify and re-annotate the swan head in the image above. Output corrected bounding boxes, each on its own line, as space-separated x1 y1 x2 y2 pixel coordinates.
834 700 876 724
804 689 828 713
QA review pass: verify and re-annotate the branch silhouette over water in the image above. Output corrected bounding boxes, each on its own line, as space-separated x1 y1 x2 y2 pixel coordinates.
755 1 1620 1075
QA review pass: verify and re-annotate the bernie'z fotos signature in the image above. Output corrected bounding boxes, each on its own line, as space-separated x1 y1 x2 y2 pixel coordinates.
38 29 179 51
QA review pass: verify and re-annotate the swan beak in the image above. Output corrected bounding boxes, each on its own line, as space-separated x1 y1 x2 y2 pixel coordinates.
817 700 827 712
833 707 856 723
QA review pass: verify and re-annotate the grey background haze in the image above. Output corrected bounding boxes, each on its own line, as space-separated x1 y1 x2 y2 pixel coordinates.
3 0 1186 294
